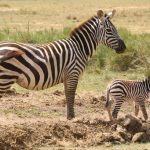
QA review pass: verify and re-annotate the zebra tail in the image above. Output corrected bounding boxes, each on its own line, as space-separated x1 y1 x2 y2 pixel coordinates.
0 50 24 63
105 88 110 108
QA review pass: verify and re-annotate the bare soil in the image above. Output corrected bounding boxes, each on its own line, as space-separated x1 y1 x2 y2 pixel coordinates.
0 89 150 150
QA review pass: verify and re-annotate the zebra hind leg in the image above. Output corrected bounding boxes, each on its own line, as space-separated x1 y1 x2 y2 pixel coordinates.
0 80 15 97
0 70 18 97
64 76 78 120
138 99 148 120
112 97 124 120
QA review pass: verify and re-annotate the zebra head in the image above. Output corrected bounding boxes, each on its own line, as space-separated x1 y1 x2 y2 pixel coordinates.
96 10 126 53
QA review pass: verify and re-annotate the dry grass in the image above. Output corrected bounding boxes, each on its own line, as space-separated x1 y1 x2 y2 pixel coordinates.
0 0 149 33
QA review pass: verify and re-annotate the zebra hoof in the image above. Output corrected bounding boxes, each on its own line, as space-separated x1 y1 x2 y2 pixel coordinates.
67 114 75 120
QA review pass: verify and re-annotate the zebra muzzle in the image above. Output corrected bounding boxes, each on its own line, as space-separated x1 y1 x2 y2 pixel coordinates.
115 39 126 53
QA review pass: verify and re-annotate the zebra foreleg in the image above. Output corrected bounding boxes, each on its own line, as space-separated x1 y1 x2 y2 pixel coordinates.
112 98 124 119
64 76 78 120
138 99 148 120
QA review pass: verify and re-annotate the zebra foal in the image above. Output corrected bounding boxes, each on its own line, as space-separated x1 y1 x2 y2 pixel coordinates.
0 10 126 119
105 76 150 121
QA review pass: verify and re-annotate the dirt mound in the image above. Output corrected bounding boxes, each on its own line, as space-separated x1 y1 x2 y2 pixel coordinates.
0 117 111 150
0 90 150 149
0 115 150 150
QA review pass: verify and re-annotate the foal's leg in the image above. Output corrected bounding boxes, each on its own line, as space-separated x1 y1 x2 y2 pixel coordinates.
112 97 124 119
105 98 113 121
134 101 140 117
138 98 148 120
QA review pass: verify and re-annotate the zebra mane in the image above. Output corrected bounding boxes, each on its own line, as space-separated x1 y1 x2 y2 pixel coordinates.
70 15 97 36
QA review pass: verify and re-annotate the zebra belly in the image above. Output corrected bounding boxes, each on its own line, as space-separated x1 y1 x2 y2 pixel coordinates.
110 94 136 104
17 73 63 90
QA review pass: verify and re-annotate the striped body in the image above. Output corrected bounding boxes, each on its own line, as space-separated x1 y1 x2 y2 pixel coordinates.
105 78 150 121
0 10 126 119
0 41 80 91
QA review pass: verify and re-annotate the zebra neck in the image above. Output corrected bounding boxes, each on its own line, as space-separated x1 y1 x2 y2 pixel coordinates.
70 16 98 59
70 31 97 60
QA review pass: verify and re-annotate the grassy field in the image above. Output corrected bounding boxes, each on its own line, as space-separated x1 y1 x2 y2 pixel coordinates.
0 0 149 33
0 0 149 150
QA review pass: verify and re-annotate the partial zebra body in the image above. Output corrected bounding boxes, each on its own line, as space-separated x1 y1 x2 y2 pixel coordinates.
0 41 80 90
0 10 126 119
105 78 150 121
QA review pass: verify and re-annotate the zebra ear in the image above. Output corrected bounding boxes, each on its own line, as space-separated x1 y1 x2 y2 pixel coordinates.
97 10 104 19
107 9 116 19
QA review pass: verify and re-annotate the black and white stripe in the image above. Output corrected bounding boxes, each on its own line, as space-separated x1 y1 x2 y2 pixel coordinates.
105 76 150 121
0 10 126 119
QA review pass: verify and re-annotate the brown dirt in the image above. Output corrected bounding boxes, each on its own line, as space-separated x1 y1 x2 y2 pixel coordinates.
0 89 150 150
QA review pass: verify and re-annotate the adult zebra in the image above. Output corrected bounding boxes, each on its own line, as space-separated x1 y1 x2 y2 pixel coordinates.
0 10 126 119
105 76 150 121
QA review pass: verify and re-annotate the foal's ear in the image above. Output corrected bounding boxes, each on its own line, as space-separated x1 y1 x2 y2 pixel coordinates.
97 10 104 19
107 9 116 19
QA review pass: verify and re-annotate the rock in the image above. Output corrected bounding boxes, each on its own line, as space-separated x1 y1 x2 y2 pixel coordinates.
141 122 150 132
123 115 142 134
132 132 150 143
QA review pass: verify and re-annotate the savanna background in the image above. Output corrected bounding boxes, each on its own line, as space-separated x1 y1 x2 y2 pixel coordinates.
0 0 149 150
